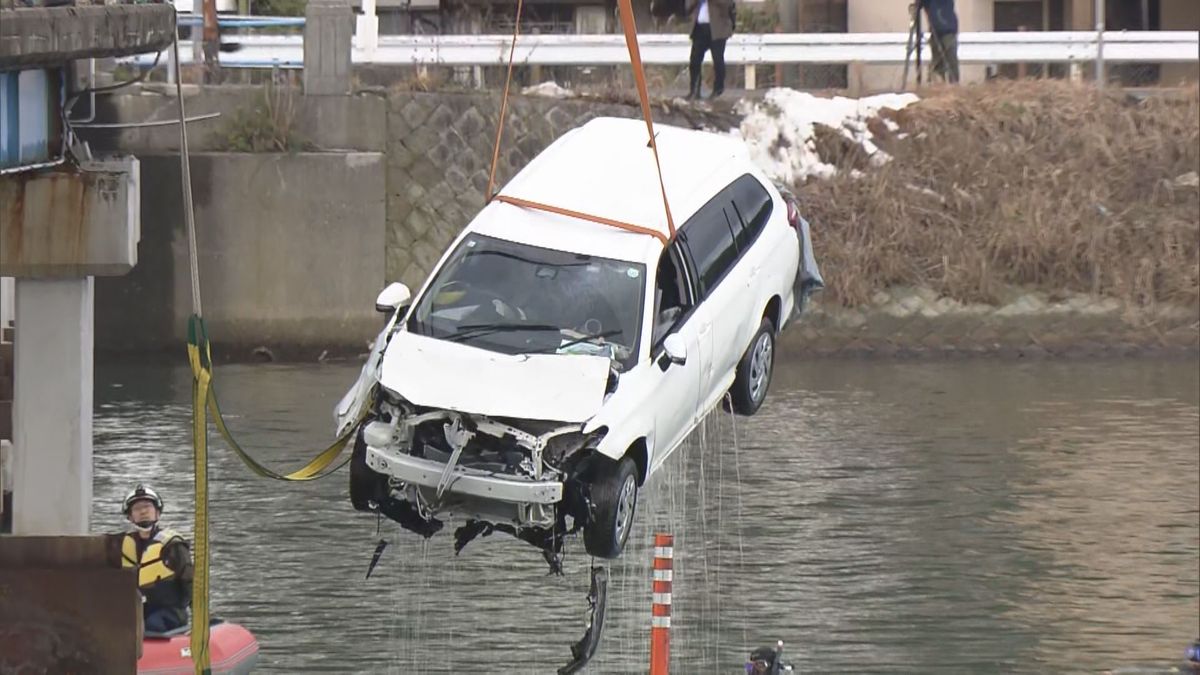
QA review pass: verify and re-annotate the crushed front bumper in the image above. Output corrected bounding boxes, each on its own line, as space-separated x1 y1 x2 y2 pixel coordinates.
364 444 564 505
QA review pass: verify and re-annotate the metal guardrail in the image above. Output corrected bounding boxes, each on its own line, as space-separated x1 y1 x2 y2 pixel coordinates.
126 30 1200 70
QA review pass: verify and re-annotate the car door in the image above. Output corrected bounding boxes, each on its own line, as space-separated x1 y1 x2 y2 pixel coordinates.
677 194 743 419
727 174 776 341
648 241 703 467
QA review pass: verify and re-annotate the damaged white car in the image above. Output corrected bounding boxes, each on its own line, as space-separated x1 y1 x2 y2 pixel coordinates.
335 117 823 567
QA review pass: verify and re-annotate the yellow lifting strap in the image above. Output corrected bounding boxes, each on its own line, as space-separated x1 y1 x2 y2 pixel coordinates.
186 315 362 483
187 323 212 675
184 314 366 675
485 0 676 240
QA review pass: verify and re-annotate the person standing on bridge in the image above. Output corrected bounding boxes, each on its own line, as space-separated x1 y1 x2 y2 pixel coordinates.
119 484 194 633
918 0 960 83
685 0 735 99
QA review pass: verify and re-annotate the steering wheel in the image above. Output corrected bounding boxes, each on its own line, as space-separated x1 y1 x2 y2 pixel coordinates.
579 318 604 335
438 280 526 321
574 291 622 341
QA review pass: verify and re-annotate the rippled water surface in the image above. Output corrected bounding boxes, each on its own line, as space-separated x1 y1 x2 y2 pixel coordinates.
91 358 1200 673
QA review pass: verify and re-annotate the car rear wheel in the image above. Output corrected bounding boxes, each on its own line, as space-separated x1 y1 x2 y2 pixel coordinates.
349 427 388 512
583 456 639 559
730 317 775 416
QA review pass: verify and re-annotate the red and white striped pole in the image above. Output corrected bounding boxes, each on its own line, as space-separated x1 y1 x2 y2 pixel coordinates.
649 532 673 675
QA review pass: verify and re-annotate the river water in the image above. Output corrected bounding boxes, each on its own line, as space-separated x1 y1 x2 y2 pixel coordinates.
90 357 1200 674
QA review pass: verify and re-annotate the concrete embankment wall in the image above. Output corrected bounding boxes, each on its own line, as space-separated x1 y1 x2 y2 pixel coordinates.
89 86 1198 360
94 152 385 359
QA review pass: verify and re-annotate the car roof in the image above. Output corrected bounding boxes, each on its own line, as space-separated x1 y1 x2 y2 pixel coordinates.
468 117 754 265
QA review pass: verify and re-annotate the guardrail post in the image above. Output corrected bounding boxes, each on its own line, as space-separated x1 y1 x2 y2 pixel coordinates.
1069 61 1083 82
848 60 863 96
304 0 353 95
355 0 379 60
744 64 756 90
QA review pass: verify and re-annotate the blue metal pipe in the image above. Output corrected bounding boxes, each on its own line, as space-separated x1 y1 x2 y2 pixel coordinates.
175 14 306 28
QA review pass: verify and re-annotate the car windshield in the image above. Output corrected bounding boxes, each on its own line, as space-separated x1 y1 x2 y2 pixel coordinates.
407 233 646 369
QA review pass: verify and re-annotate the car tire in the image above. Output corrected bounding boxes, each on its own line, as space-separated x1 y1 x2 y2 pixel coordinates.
582 456 639 559
349 427 388 512
730 317 775 416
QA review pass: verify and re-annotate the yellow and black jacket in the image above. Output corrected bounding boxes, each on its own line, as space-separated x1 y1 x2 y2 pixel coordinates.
121 527 193 618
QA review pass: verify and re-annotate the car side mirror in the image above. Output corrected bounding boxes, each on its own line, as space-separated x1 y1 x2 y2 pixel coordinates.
661 333 687 369
375 282 412 314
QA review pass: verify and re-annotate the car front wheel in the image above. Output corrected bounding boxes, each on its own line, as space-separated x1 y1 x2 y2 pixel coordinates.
730 317 775 416
582 456 639 559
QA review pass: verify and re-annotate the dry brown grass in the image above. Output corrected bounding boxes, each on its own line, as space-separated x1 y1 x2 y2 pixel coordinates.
798 81 1200 309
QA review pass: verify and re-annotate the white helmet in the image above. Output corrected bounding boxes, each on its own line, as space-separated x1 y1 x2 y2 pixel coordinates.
122 484 164 516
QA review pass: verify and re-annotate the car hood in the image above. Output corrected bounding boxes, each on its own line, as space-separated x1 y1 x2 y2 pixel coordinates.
378 331 613 424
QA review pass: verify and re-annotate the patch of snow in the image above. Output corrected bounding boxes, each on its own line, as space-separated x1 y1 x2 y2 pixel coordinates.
732 89 918 185
1173 171 1199 188
522 81 576 99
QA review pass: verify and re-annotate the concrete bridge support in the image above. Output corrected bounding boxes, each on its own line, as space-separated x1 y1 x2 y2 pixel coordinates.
0 152 141 536
11 279 95 534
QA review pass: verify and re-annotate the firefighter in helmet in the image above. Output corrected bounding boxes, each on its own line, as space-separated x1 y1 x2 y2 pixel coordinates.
120 484 193 633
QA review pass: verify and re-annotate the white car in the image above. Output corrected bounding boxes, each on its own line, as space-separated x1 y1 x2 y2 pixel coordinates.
335 117 822 563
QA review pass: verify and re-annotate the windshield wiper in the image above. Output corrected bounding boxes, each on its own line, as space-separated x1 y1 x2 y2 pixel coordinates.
444 323 561 342
524 329 623 354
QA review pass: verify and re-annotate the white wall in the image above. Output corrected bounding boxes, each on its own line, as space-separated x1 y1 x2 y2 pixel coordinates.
847 0 992 92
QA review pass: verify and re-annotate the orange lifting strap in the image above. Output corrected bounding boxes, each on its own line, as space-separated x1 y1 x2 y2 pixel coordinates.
484 0 676 243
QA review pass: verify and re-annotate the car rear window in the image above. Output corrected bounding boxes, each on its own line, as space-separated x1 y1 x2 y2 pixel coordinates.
680 201 738 297
727 175 772 253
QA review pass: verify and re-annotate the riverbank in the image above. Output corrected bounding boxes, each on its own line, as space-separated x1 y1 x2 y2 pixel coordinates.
788 82 1199 311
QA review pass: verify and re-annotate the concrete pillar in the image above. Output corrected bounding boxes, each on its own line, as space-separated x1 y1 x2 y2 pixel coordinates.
0 277 12 329
11 278 94 535
304 0 354 96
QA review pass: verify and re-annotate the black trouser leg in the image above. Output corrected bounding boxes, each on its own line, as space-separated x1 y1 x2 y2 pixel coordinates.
710 37 727 97
942 33 960 84
688 24 712 98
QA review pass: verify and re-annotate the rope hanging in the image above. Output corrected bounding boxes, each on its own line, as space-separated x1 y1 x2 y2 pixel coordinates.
485 0 676 241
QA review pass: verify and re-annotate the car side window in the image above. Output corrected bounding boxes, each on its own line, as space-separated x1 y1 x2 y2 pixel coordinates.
651 242 695 348
680 199 738 298
728 175 773 252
